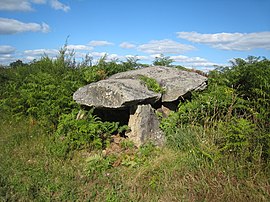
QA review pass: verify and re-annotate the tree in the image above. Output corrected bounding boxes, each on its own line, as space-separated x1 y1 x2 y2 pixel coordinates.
152 54 174 66
9 60 26 68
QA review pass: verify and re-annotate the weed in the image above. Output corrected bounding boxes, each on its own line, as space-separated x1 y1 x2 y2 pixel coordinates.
139 75 165 94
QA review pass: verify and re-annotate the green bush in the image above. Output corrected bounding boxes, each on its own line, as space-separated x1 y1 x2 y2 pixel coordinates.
210 56 270 127
82 55 135 83
152 54 174 66
54 109 120 152
162 84 246 128
161 57 270 167
0 55 85 130
218 118 255 153
218 118 270 162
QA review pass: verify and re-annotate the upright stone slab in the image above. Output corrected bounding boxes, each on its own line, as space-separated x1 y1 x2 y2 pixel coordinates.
126 104 165 147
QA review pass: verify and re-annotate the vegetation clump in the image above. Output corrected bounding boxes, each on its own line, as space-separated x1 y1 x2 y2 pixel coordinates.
139 75 165 94
0 50 269 201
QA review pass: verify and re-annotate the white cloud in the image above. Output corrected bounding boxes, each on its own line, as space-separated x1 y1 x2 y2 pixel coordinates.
137 39 195 54
90 52 107 57
0 54 16 65
25 56 36 61
0 18 50 34
50 0 70 12
170 55 208 63
177 31 270 51
125 55 150 61
149 54 219 69
136 55 150 60
120 42 136 49
88 40 114 47
0 45 16 54
89 52 119 59
24 49 58 57
107 54 121 61
66 45 93 51
171 55 219 70
23 47 92 62
0 0 32 11
0 0 70 12
31 0 47 4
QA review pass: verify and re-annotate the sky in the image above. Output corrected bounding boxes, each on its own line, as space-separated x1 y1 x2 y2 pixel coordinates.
0 0 269 70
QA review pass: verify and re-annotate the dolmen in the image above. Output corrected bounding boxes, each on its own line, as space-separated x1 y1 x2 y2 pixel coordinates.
73 66 207 147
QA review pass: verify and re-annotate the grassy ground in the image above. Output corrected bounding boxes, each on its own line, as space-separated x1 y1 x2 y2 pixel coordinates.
1 115 269 201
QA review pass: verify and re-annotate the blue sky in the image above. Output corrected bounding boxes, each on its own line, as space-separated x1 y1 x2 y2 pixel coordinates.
0 0 269 70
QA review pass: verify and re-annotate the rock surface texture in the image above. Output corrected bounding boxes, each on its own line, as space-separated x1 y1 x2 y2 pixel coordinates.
73 66 208 147
127 104 165 147
73 79 161 109
109 66 207 102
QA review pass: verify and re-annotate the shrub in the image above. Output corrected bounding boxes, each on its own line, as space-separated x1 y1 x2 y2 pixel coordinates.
54 109 120 151
161 56 270 167
53 109 130 157
218 118 270 163
82 54 135 83
162 84 246 128
0 56 85 130
210 56 270 127
152 54 174 66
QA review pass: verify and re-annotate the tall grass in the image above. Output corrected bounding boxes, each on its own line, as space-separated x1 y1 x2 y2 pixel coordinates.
1 114 269 201
0 115 84 201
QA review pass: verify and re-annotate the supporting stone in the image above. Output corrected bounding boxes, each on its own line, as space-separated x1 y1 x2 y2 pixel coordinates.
126 104 165 147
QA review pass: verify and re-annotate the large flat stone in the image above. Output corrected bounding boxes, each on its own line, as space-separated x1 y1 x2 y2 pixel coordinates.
73 78 161 109
109 66 207 102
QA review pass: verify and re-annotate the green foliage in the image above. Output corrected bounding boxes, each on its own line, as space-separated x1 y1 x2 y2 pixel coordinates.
0 50 135 133
218 118 270 162
54 109 121 154
120 139 135 149
152 54 174 66
218 118 255 154
139 75 165 94
162 125 199 152
1 53 270 201
0 57 84 129
162 56 270 167
84 153 114 177
0 116 85 201
82 66 107 83
122 56 141 69
210 56 270 127
1 110 270 201
9 59 27 68
82 55 135 83
162 84 246 128
84 143 159 179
